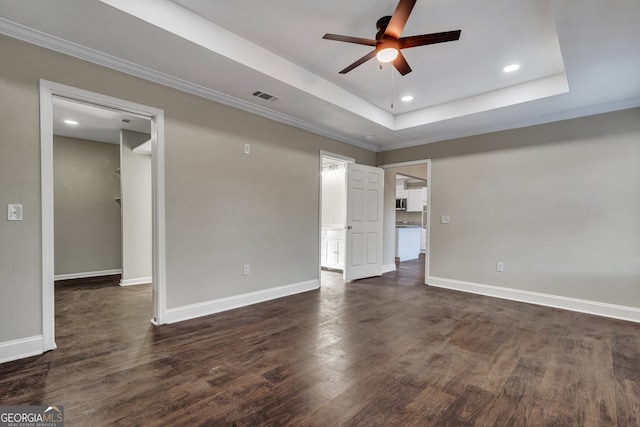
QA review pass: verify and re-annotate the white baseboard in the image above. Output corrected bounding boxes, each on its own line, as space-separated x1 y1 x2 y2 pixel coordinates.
0 336 44 364
382 264 397 274
165 279 320 324
428 276 640 323
54 269 122 281
120 276 152 286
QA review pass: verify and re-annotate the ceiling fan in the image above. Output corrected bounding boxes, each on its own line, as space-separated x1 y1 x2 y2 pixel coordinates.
322 0 461 75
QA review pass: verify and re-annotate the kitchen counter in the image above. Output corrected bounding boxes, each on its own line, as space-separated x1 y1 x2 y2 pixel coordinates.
396 223 422 228
395 227 421 261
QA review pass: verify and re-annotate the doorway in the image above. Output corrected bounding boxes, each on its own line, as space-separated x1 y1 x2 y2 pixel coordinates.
319 151 385 283
40 80 167 352
52 97 152 287
395 173 427 265
380 160 431 283
319 152 352 276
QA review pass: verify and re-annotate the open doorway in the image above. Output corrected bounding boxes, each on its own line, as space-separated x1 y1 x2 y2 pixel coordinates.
52 97 152 286
319 151 385 283
380 160 431 282
395 173 427 265
40 80 166 352
319 153 352 275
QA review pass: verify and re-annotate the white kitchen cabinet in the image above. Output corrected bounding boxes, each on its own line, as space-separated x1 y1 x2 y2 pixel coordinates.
407 188 425 212
396 180 407 198
321 228 345 270
396 189 409 199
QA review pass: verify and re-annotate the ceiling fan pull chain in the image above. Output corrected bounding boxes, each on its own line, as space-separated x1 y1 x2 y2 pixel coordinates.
391 64 394 109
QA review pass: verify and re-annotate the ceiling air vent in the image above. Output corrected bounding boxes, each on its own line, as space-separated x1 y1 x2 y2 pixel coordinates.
252 90 278 102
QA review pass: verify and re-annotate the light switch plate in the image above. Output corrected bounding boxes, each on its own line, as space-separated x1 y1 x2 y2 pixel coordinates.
441 215 450 224
8 204 23 221
244 143 251 154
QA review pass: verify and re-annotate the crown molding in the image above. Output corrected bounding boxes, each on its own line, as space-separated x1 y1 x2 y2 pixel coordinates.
3 17 638 154
0 17 378 152
379 96 640 152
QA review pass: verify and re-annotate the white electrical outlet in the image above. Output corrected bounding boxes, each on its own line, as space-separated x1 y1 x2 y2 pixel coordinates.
496 262 504 272
244 144 251 155
441 215 450 224
7 204 23 221
243 264 250 276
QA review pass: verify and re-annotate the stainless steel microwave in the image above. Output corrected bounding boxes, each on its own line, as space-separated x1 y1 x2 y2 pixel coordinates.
396 198 407 211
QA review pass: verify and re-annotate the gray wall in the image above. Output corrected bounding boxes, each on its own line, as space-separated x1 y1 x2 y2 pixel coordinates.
53 136 121 276
0 34 375 343
378 108 640 308
120 130 152 284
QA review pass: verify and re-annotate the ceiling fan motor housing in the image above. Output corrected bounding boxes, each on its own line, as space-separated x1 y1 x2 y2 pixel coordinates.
376 16 393 39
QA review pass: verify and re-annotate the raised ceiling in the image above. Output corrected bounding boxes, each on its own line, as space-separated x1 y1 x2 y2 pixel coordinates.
1 0 639 151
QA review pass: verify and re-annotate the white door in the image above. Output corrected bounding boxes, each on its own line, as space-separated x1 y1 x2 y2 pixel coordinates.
344 163 384 281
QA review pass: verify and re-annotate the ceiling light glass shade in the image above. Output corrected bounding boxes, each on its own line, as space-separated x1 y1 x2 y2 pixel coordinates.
401 95 414 102
503 64 520 72
377 47 399 63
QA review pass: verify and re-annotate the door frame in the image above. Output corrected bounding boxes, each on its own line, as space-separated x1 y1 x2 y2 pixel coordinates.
379 159 432 282
39 80 167 351
318 151 354 284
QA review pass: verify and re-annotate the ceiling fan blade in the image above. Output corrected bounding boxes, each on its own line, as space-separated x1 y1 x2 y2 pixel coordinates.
393 51 412 76
399 30 462 49
385 0 417 39
323 34 377 46
339 50 377 74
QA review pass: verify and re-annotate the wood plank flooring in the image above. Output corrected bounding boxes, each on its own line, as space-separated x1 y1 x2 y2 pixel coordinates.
1 262 639 426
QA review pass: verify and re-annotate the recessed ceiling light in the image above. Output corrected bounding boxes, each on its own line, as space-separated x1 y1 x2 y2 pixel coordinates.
365 135 375 140
63 119 78 125
503 64 520 73
401 95 414 102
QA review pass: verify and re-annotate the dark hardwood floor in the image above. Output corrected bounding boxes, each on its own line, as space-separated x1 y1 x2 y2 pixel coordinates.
1 262 639 426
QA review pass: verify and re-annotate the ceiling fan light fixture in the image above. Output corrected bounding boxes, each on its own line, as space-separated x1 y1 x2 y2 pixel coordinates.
323 0 461 75
376 47 399 63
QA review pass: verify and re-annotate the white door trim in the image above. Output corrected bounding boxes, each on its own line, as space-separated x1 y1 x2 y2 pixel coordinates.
378 158 432 282
319 150 356 164
39 80 167 351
